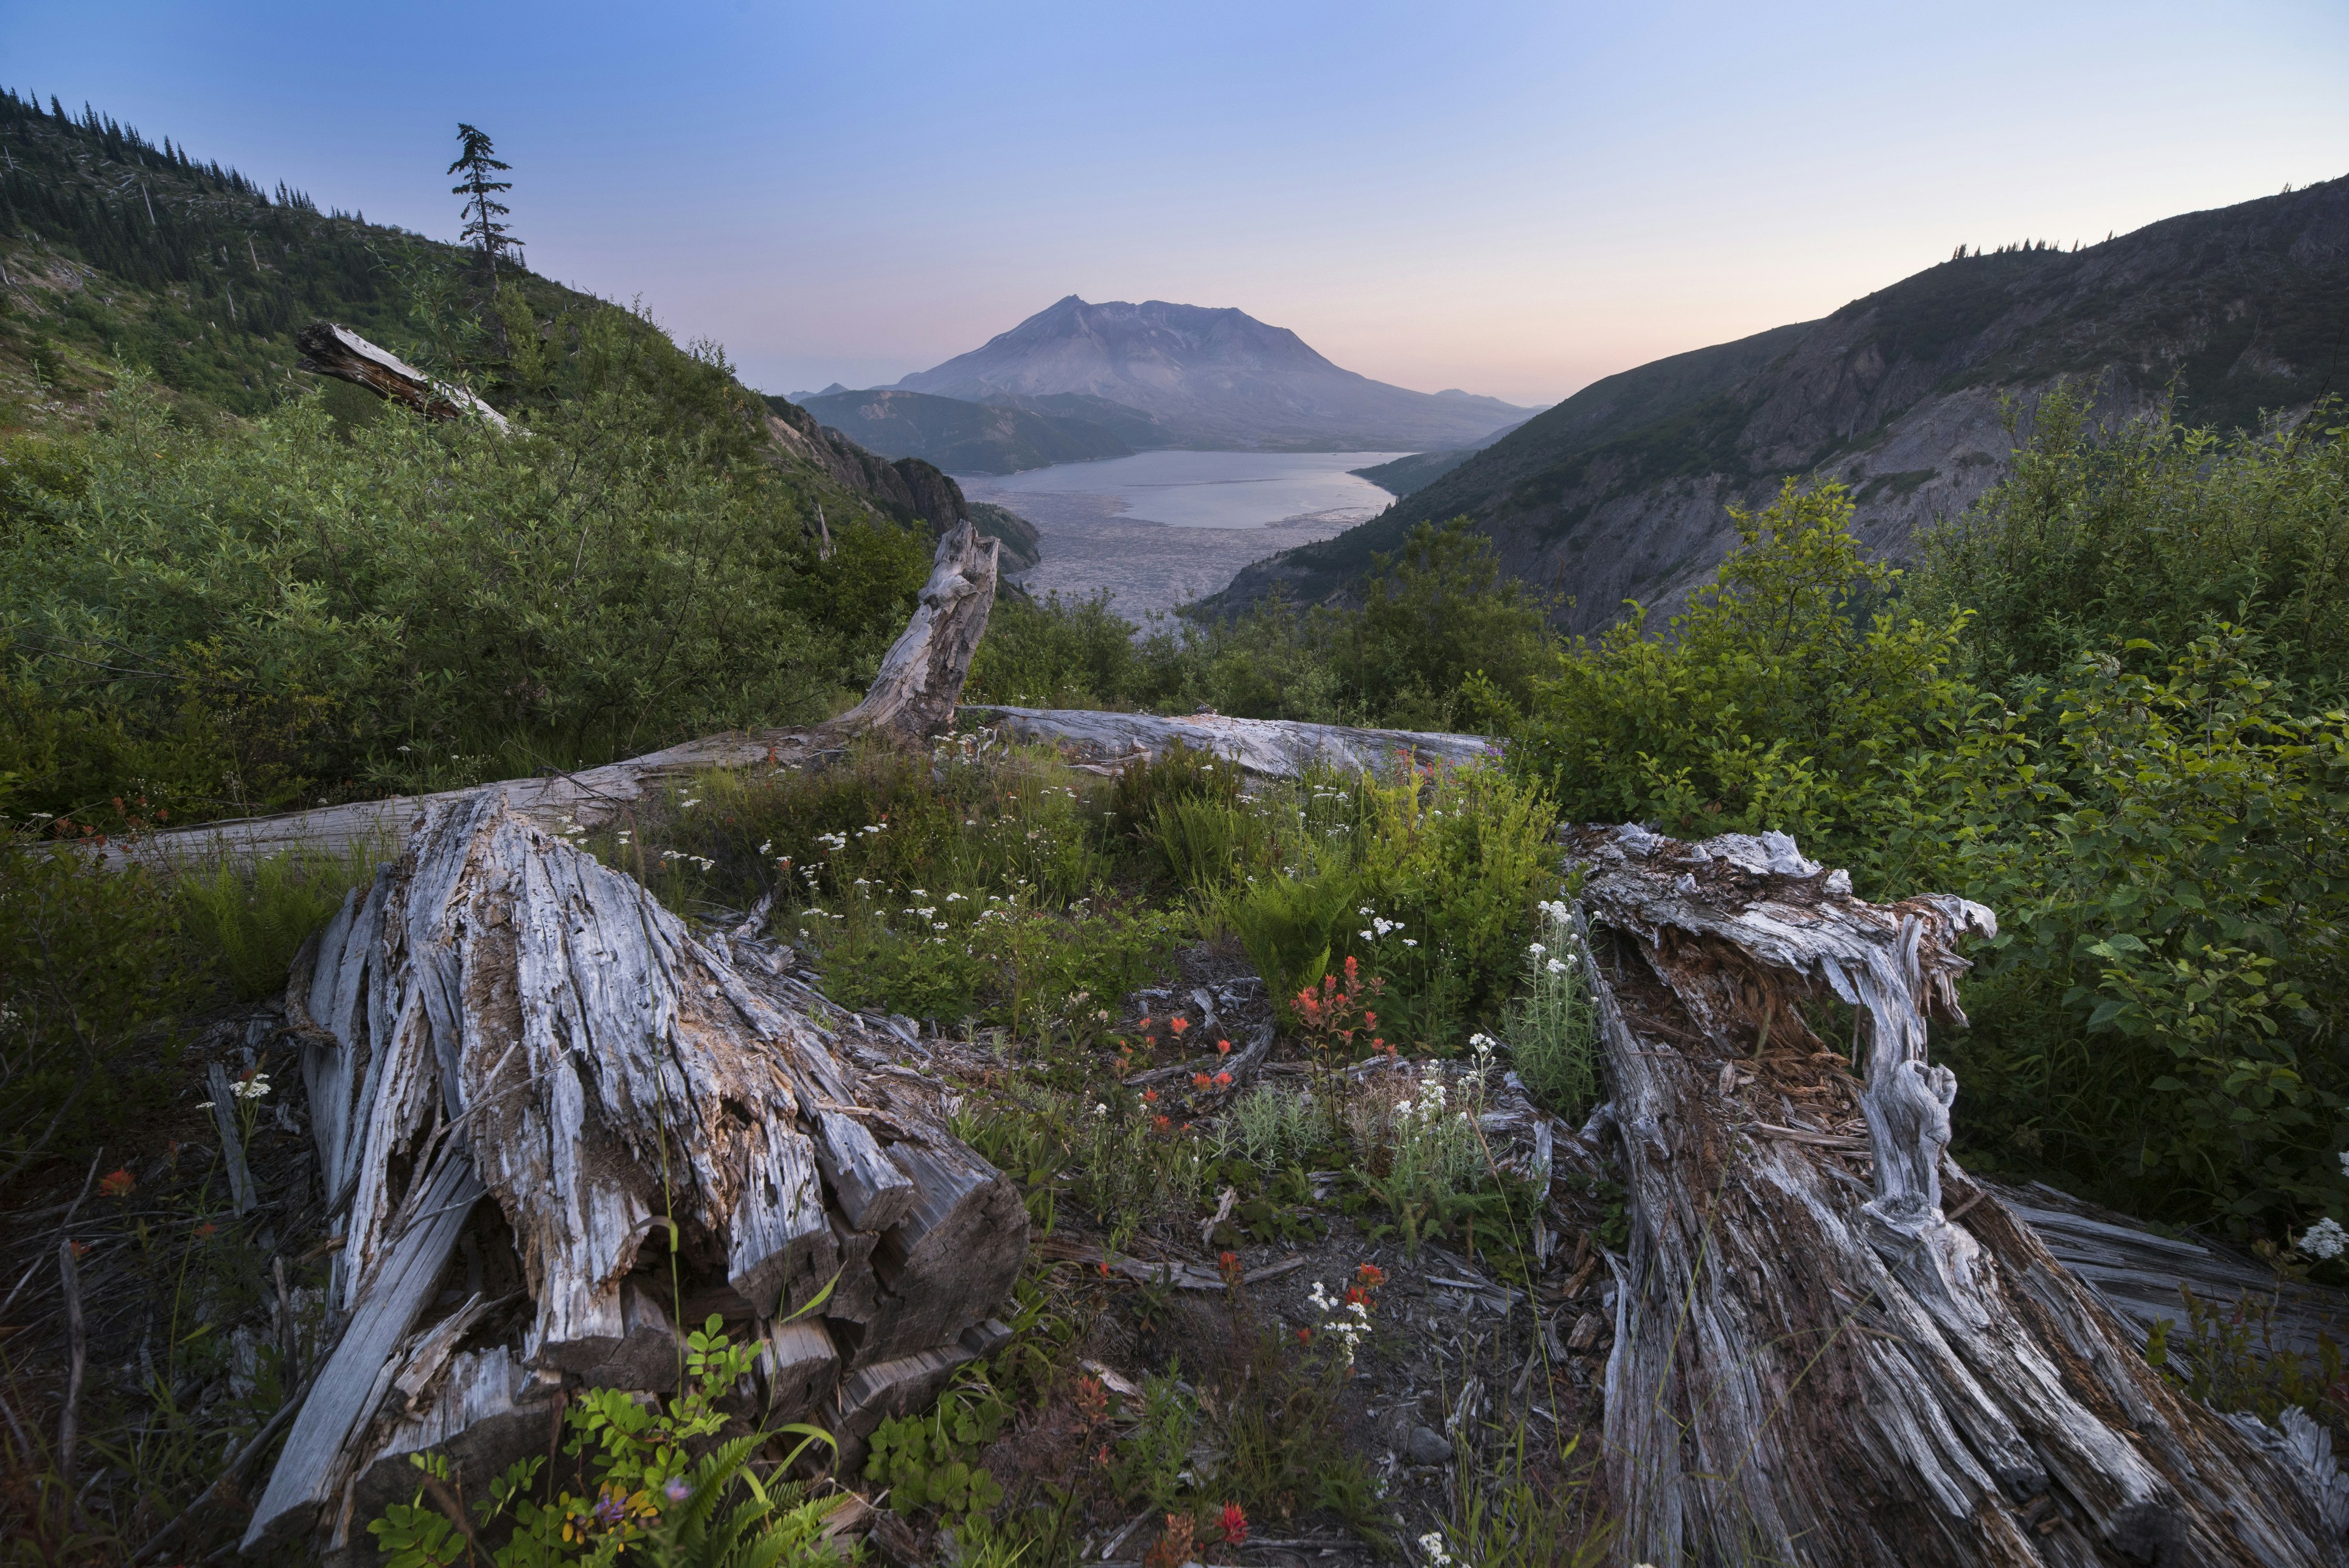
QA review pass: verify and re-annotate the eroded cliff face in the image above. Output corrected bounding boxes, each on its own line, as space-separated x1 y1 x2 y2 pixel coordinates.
1215 175 2348 635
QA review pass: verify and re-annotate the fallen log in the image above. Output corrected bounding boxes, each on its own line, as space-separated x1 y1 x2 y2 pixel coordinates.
1570 823 2349 1566
242 527 1025 1559
295 322 512 431
964 704 1498 777
113 521 1003 870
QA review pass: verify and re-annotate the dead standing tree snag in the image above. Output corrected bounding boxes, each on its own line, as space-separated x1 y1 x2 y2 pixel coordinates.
241 523 1015 1558
1568 824 2348 1567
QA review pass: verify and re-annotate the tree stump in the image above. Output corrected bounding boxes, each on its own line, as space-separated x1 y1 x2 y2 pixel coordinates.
1571 823 2349 1566
242 527 1020 1558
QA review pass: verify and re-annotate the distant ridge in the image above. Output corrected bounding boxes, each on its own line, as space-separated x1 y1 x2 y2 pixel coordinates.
1212 176 2349 633
796 387 1135 475
895 296 1535 451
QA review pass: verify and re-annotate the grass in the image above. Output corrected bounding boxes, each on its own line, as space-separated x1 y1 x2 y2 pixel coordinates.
171 837 389 1001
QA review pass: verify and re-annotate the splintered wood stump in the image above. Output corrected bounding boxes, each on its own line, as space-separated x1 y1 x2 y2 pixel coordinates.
245 794 1026 1555
1570 824 2349 1567
242 524 1023 1558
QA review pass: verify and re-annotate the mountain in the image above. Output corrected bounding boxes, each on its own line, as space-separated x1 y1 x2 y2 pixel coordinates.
1211 176 2349 634
792 387 1133 474
894 295 1538 450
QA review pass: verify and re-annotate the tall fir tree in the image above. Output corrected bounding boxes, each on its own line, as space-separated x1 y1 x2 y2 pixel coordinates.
447 123 521 276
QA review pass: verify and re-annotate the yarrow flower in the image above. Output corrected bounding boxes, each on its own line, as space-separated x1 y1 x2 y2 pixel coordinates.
2302 1216 2349 1260
1419 1530 1455 1567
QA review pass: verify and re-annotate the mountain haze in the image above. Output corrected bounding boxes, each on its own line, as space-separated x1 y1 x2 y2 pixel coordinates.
896 295 1536 451
1213 176 2349 633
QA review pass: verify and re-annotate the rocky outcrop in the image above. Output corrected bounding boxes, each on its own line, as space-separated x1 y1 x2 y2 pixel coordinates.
1213 174 2349 634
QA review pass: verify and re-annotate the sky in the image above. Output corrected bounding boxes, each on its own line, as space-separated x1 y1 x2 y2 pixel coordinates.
9 2 2347 407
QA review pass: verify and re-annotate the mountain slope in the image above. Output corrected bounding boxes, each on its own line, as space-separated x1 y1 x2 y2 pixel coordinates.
1351 416 1537 498
896 295 1536 450
1213 176 2349 633
795 386 1133 474
0 91 1044 564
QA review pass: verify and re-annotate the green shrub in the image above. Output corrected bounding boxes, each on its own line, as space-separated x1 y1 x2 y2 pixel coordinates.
1 322 928 822
0 837 206 1184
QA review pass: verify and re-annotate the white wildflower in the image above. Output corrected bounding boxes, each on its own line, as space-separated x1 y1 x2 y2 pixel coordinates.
232 1072 272 1102
2339 1149 2349 1180
758 840 773 855
1528 942 1546 956
1419 1532 1455 1567
1547 958 1568 974
2302 1217 2349 1260
1401 938 1418 946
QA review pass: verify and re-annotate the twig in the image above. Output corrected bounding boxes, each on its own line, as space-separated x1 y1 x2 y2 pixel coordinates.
57 1238 85 1494
125 1363 322 1564
204 1065 257 1214
0 1149 102 1322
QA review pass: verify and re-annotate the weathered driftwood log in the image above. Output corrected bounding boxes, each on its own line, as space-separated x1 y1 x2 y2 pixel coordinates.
116 522 1004 872
964 704 1498 778
242 529 1025 1558
1570 824 2349 1567
296 322 512 431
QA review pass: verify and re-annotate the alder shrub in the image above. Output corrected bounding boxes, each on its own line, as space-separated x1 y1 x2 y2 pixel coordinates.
0 310 929 826
1510 404 2349 1241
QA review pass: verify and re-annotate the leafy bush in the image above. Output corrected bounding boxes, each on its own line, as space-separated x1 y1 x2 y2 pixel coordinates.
1 315 928 823
1910 389 2349 694
1505 407 2349 1242
367 1317 844 1566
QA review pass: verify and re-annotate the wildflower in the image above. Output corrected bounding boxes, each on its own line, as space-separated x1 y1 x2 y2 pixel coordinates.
1213 1070 1233 1089
192 1224 217 1241
1296 1327 1313 1344
1154 1115 1172 1131
1528 942 1547 956
1219 1502 1249 1545
1420 1531 1456 1567
1143 1089 1158 1102
1402 938 1417 946
1073 1374 1108 1422
1355 1262 1385 1288
1193 1072 1213 1091
1094 1103 1109 1117
99 1168 133 1199
663 1476 691 1504
758 840 773 855
69 1239 91 1260
1217 1038 1231 1056
1219 1250 1243 1286
2340 1149 2349 1180
1169 1016 1189 1035
233 1071 272 1102
2302 1217 2349 1260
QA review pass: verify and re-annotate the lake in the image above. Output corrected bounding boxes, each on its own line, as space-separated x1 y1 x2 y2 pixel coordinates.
957 450 1411 620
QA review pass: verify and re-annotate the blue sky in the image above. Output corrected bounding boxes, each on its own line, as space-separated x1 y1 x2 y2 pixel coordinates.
9 1 2347 404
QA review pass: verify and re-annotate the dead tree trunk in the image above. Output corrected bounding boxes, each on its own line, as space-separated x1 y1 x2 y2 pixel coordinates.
964 704 1499 777
242 526 1021 1558
295 322 511 431
1570 824 2348 1566
116 522 1002 872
